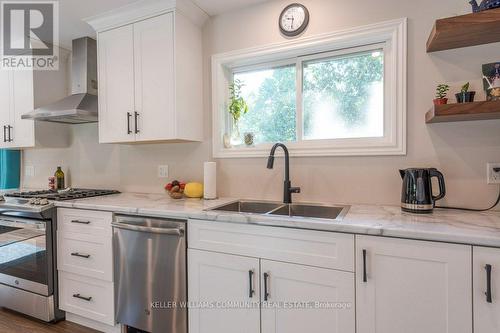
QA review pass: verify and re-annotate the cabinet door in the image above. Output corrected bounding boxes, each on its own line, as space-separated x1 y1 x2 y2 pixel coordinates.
133 12 175 142
188 249 260 333
356 235 472 333
98 24 135 143
0 70 12 148
10 69 35 148
473 246 500 333
261 260 355 333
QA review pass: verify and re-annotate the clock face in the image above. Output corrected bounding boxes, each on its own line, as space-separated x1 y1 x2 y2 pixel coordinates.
279 4 309 37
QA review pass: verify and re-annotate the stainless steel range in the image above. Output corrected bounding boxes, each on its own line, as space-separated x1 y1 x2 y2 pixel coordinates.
0 189 119 322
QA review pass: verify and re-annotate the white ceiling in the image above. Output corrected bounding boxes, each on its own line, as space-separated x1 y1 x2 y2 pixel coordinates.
58 0 270 49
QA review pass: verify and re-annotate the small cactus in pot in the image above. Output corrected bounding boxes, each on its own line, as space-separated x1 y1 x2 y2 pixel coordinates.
455 82 476 103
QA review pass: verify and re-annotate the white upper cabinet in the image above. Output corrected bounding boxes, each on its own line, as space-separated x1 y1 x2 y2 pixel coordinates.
473 246 500 333
97 25 135 144
356 235 472 333
87 0 207 144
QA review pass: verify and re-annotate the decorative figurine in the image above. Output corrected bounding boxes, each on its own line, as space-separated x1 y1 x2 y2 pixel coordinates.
469 0 500 13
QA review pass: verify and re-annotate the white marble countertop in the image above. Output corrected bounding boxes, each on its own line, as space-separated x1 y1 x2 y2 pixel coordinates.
54 192 500 247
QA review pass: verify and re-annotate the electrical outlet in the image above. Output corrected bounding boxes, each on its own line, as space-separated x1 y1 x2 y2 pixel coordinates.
487 163 500 184
24 165 34 178
158 165 169 178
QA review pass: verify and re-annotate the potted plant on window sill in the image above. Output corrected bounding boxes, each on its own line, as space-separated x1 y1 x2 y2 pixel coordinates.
227 79 249 147
455 82 476 103
434 84 450 106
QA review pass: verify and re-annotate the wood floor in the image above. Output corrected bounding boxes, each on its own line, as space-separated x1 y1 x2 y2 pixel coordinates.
0 308 100 333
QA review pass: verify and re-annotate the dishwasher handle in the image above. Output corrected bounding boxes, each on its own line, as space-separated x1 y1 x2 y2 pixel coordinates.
112 222 184 236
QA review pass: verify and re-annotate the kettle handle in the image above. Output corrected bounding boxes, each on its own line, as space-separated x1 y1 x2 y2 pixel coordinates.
430 169 446 202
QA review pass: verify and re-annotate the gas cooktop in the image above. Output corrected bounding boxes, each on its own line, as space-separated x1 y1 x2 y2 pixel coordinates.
5 188 120 201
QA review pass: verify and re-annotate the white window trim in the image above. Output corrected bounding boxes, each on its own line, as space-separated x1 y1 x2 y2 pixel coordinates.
212 18 407 158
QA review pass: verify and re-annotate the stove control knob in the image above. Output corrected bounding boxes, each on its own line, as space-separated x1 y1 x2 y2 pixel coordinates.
39 199 49 206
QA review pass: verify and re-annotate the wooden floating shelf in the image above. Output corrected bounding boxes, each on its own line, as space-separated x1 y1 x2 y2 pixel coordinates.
426 100 500 123
427 8 500 52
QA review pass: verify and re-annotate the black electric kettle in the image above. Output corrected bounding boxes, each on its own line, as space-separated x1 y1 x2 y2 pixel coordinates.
399 168 446 213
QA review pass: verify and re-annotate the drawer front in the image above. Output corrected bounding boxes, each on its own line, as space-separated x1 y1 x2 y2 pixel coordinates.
58 208 113 236
59 272 114 326
188 219 354 271
57 231 113 281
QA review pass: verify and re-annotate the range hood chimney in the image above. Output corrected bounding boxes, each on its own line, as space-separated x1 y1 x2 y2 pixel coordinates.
22 37 98 124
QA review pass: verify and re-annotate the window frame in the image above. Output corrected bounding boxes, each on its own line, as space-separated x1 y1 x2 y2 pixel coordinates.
212 18 407 158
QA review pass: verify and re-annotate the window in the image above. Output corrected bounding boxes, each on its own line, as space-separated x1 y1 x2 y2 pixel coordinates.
212 18 406 158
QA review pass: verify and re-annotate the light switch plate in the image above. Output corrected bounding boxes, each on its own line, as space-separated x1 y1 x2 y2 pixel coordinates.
487 163 500 184
25 165 35 178
158 165 169 178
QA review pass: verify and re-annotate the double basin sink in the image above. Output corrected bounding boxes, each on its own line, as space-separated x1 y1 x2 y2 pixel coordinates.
209 200 350 221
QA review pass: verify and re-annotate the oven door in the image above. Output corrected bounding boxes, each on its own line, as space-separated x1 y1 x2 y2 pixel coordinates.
0 217 49 296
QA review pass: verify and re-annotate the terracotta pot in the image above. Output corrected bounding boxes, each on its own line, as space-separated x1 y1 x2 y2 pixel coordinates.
433 98 448 106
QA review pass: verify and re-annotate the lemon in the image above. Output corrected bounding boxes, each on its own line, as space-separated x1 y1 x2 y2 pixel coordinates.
184 182 204 198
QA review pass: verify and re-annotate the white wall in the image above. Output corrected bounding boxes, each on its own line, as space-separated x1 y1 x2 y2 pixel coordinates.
23 0 500 209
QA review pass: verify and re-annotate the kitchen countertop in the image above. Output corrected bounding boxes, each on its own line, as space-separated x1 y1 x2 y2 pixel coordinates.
54 192 500 247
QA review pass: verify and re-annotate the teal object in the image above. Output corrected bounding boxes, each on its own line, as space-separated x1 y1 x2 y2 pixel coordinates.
0 150 20 189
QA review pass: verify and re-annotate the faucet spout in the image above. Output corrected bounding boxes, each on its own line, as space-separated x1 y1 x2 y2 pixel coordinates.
267 143 300 204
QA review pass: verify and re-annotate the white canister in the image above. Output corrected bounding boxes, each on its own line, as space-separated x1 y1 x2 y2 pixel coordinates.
203 162 217 199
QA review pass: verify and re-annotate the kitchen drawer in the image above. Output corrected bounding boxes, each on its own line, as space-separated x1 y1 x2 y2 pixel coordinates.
58 208 113 235
188 219 355 271
59 271 115 326
57 231 113 281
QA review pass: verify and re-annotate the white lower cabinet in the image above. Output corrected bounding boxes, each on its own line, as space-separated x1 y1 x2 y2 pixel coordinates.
188 249 260 333
260 260 355 333
473 246 500 333
188 220 356 333
356 235 472 333
57 208 118 332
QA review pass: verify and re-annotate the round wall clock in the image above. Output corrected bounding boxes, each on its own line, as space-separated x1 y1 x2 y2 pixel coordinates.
279 3 310 37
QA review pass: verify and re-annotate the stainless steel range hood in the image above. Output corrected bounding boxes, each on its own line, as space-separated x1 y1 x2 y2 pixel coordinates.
22 37 98 124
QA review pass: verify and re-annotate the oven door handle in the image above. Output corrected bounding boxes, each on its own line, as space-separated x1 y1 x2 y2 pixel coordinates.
112 222 184 236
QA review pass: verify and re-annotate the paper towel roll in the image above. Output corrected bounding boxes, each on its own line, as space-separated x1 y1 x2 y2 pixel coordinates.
204 162 217 199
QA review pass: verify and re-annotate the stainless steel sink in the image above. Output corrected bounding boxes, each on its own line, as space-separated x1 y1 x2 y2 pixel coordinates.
269 203 350 220
209 200 350 221
210 200 284 214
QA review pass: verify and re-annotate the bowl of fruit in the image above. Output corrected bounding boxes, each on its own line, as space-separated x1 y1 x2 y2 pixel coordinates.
165 180 186 199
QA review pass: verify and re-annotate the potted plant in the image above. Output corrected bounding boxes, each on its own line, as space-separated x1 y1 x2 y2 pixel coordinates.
434 84 450 106
228 79 249 146
455 82 476 103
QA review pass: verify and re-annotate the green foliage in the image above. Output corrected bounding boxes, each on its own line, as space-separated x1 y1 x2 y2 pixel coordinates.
236 52 383 144
228 79 249 123
435 84 450 99
461 82 470 93
238 66 297 144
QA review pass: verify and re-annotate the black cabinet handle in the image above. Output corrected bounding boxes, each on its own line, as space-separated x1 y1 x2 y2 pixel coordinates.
249 270 255 298
71 252 91 259
363 249 367 283
3 126 5 142
485 264 493 303
263 272 270 301
134 111 139 134
73 293 92 302
7 125 12 142
70 220 91 224
127 112 132 134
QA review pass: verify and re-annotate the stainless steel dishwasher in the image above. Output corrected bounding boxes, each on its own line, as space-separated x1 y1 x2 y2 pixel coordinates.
112 215 187 333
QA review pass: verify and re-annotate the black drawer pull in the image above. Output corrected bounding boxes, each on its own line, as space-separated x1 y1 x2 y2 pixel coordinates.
3 126 6 143
248 270 255 298
71 220 91 224
485 264 493 303
73 294 92 302
71 252 91 259
127 112 132 134
264 272 270 301
362 249 368 283
134 111 140 134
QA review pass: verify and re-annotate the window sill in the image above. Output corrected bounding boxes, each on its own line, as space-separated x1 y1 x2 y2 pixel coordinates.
214 142 406 158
